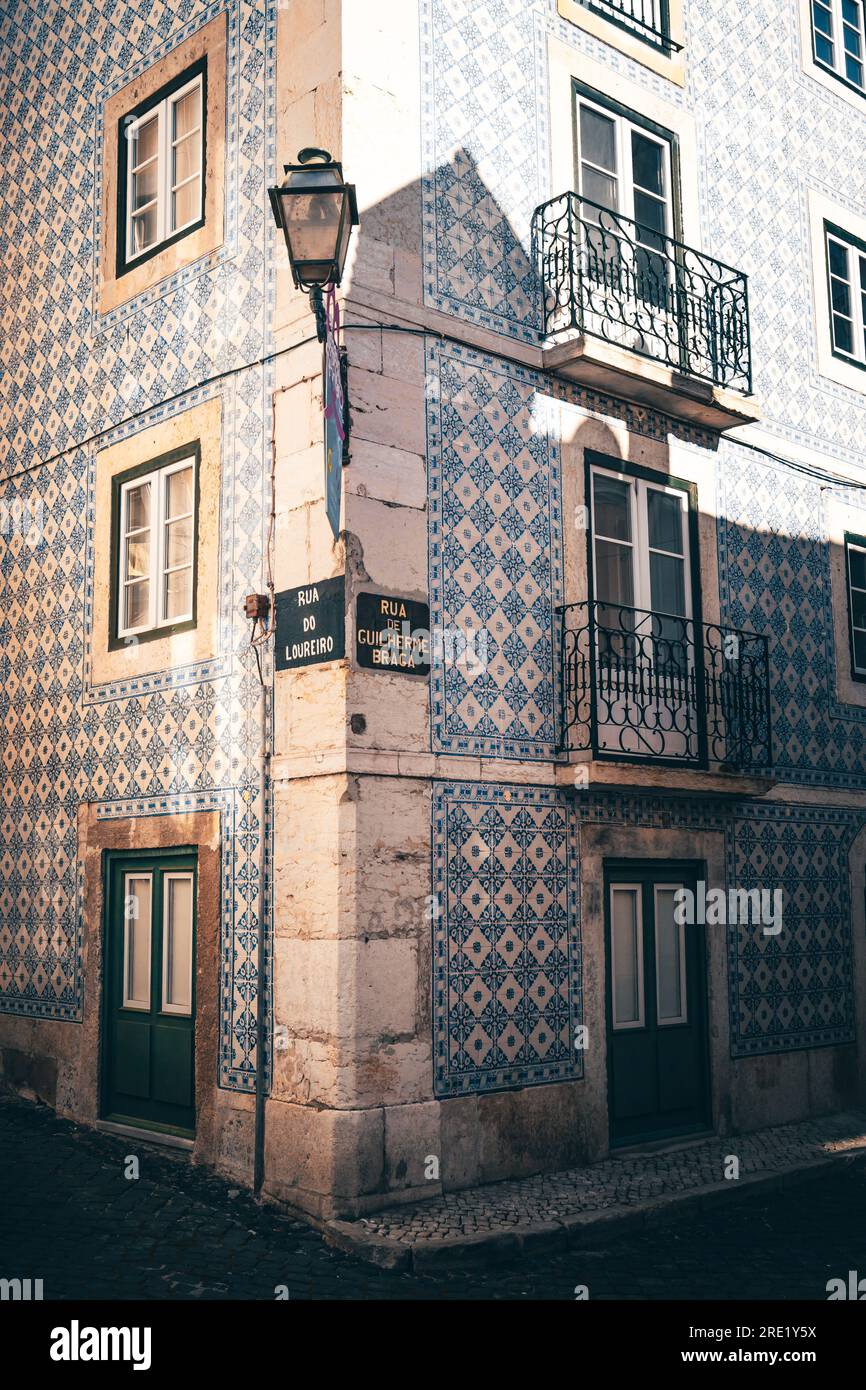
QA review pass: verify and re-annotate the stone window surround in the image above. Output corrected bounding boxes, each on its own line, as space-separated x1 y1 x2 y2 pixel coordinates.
798 0 866 110
117 60 207 281
807 187 866 396
547 36 700 254
556 0 685 87
111 445 201 650
91 396 221 689
98 11 227 316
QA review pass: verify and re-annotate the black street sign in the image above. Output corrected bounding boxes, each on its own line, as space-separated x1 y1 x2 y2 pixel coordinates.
275 576 345 671
355 592 430 675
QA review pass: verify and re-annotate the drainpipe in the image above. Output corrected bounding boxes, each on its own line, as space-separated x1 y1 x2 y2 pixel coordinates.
251 390 278 1197
252 673 271 1197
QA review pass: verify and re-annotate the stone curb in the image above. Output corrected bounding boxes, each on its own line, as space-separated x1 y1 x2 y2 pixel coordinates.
323 1143 866 1273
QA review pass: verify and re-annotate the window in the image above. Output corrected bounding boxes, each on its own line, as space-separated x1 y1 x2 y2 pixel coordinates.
590 464 692 626
610 884 645 1029
114 449 198 642
845 533 866 679
826 224 866 368
122 873 152 1011
575 90 675 236
574 88 678 317
812 0 866 93
587 459 699 761
161 872 195 1016
119 62 205 274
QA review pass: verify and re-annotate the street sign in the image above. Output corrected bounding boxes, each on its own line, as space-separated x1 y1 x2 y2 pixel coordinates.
355 592 430 675
274 576 345 671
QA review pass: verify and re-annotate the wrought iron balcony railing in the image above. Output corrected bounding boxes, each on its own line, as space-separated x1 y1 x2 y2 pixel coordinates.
532 192 752 393
582 0 681 52
558 600 772 770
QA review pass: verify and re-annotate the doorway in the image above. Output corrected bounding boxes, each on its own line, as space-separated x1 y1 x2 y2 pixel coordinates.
605 861 711 1147
102 849 197 1136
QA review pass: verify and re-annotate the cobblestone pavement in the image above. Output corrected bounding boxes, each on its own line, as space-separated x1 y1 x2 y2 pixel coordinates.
353 1109 866 1247
2 1092 866 1300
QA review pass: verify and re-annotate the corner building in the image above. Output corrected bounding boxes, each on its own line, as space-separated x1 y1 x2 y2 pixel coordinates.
2 0 866 1220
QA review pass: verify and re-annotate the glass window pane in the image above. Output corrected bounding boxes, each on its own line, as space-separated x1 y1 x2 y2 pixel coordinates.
132 157 158 211
828 239 850 280
165 515 193 569
581 166 618 212
849 546 866 589
132 114 158 168
580 105 617 173
596 539 635 608
843 0 859 24
172 86 201 141
831 274 852 314
172 175 201 229
125 481 151 532
173 132 200 186
164 875 193 1014
125 578 150 630
612 888 641 1027
165 466 194 518
593 473 632 541
647 489 684 553
854 629 866 671
123 875 151 1009
633 190 666 237
851 586 866 628
164 566 193 621
655 888 684 1023
833 313 854 354
131 204 158 253
631 132 664 196
845 54 863 83
124 532 150 582
650 551 687 616
815 32 834 63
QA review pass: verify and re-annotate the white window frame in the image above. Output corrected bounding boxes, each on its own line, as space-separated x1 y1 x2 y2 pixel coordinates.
590 464 693 619
117 454 196 639
574 90 674 239
826 227 866 368
845 536 866 676
124 72 204 265
161 871 194 1017
122 871 152 1012
653 883 688 1026
811 0 866 93
610 883 645 1030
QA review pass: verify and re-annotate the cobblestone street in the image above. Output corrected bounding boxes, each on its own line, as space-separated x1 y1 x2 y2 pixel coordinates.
2 1093 866 1301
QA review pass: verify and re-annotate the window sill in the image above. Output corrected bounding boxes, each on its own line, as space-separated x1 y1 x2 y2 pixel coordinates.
557 0 685 85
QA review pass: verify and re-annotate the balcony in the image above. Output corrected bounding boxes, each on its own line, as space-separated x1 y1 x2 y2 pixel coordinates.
582 0 681 52
558 600 772 773
532 192 759 431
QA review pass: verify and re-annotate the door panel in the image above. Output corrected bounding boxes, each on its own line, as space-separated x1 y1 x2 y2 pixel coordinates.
606 865 710 1146
104 852 197 1136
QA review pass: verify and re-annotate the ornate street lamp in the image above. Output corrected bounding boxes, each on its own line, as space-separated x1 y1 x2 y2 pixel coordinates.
268 148 359 340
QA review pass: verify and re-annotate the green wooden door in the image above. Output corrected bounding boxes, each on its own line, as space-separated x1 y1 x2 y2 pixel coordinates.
103 851 197 1137
605 864 710 1147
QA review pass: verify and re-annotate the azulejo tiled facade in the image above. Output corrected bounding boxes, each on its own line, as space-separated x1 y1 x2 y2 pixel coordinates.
0 0 275 1091
419 0 866 1086
432 781 582 1096
726 805 860 1057
1 0 866 1216
427 343 563 760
